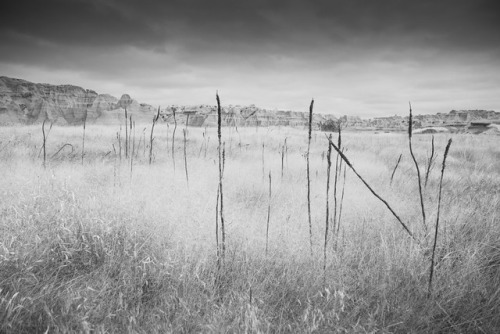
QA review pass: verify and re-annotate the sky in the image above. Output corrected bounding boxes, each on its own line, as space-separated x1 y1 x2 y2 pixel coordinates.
1 0 499 117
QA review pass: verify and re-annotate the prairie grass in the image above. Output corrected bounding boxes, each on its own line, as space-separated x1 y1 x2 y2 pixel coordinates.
0 124 499 333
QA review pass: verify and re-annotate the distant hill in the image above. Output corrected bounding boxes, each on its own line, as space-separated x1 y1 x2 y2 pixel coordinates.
0 76 337 127
0 76 156 125
1 76 498 133
341 110 500 133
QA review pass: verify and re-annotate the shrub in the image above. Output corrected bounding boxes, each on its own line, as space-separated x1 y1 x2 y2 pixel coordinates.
319 120 340 132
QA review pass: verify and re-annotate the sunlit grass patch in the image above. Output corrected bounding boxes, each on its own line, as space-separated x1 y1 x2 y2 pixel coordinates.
1 125 499 332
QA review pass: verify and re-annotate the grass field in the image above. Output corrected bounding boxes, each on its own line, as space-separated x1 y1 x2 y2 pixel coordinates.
1 123 499 333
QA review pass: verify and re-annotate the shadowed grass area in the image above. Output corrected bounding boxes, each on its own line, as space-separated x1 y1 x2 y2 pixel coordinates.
1 125 499 333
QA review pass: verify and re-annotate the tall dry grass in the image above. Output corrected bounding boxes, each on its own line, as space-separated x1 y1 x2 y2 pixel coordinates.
0 123 499 333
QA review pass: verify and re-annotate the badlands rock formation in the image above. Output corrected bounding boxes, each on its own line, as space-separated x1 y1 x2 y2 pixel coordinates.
0 76 498 133
87 94 118 119
160 104 337 128
96 94 157 125
0 76 98 125
0 77 155 125
0 76 337 127
340 110 500 133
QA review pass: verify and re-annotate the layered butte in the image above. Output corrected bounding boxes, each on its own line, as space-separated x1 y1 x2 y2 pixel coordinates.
1 76 498 134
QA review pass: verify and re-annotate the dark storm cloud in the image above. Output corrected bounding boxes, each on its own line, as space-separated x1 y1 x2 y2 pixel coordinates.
0 0 164 47
312 0 500 47
1 0 499 115
2 0 499 52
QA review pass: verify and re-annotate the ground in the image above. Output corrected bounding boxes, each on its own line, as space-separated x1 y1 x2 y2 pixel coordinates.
0 124 499 333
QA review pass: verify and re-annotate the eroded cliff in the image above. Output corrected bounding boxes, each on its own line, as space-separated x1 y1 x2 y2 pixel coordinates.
1 76 498 133
0 77 154 125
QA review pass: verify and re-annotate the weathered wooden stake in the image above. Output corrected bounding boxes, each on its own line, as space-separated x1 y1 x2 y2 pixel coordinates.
306 99 314 255
266 171 272 256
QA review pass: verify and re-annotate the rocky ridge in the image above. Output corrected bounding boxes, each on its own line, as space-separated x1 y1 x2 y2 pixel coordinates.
160 104 338 128
340 110 500 134
0 77 156 125
0 76 337 127
1 76 498 132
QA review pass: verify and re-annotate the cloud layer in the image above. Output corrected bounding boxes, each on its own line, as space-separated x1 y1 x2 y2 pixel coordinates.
1 0 499 116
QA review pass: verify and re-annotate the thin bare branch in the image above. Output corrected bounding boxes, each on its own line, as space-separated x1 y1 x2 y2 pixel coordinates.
428 138 452 297
390 154 403 185
408 102 427 232
327 136 415 240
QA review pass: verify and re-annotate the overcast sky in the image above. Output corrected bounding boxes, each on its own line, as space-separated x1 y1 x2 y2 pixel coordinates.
1 0 499 117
